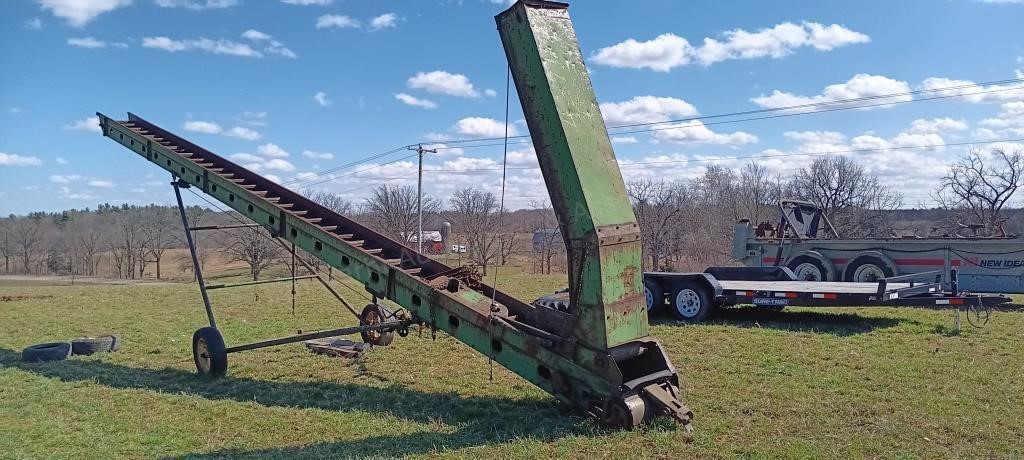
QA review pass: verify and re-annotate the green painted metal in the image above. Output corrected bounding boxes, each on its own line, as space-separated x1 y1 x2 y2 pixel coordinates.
93 0 691 428
496 0 648 349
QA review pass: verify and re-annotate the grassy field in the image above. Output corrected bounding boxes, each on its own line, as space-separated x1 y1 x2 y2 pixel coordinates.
1 269 1022 459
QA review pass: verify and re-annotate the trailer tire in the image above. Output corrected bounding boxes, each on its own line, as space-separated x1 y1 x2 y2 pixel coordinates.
644 279 665 314
845 255 895 282
22 342 72 363
192 327 228 378
360 304 395 347
786 255 829 281
669 282 713 322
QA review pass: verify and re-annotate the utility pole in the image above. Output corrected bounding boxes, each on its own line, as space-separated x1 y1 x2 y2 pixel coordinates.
409 144 437 254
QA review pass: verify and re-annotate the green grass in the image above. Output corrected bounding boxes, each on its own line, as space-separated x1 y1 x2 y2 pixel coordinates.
1 272 1022 458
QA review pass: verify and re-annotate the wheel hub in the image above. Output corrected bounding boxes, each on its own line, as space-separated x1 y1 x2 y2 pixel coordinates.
854 264 885 282
793 262 823 281
675 289 701 317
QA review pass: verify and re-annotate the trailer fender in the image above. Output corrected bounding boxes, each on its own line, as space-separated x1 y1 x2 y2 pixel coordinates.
844 251 899 282
784 250 836 281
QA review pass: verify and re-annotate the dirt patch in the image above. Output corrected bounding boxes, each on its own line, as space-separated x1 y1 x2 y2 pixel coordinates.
0 295 55 302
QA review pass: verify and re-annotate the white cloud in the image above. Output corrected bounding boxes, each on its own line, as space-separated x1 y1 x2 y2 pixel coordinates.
592 34 692 72
262 158 295 171
24 18 43 30
50 174 82 183
369 13 398 30
230 153 295 172
408 71 480 98
314 91 332 107
918 77 1024 104
230 153 262 163
87 179 115 188
599 96 698 125
484 89 498 98
0 152 43 166
394 93 438 109
155 0 238 10
63 116 100 133
241 29 271 41
592 22 868 72
142 36 262 58
240 30 298 59
316 14 360 29
453 117 519 137
282 0 331 4
183 120 261 140
38 0 131 27
257 143 289 158
978 101 1024 136
653 120 758 146
224 126 261 140
611 136 638 144
56 157 68 164
56 186 98 200
421 143 463 156
302 150 334 160
906 117 968 135
183 120 222 134
67 36 106 48
751 74 912 110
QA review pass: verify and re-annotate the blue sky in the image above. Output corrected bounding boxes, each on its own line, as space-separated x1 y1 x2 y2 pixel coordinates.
2 0 1024 215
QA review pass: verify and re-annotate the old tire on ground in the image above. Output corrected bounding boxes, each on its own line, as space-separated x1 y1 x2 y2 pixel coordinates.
360 304 395 346
669 282 714 322
71 335 119 355
787 255 829 281
192 327 227 377
844 255 895 282
644 279 665 314
22 342 72 362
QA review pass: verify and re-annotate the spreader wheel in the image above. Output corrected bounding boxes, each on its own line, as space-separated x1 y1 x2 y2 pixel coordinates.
192 327 227 378
360 303 395 346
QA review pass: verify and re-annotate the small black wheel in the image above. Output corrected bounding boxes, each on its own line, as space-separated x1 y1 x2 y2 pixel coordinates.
643 279 665 314
360 304 395 346
669 282 714 322
192 327 227 377
22 342 72 363
71 335 118 355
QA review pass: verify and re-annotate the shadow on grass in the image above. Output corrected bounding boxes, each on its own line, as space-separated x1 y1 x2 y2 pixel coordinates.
0 348 592 458
653 306 914 336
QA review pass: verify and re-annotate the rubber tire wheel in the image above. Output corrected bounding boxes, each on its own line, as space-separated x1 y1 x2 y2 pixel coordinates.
644 279 665 314
71 335 118 355
360 304 395 346
669 282 713 323
22 342 72 362
786 255 829 281
192 327 228 378
844 256 895 282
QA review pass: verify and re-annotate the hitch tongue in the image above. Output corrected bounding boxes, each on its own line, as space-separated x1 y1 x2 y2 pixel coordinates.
641 382 694 432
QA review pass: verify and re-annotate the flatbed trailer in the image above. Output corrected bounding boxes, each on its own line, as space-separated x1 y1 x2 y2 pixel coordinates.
640 267 1009 326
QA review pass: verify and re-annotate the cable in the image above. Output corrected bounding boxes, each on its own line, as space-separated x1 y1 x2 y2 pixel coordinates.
281 145 412 186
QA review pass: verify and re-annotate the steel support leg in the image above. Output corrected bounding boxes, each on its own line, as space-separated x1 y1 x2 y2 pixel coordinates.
172 179 217 329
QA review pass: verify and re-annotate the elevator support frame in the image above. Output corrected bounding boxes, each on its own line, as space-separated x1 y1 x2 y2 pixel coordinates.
98 0 691 430
170 179 412 356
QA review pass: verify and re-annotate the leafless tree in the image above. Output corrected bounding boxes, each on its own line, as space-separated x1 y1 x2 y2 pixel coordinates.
107 211 145 279
934 148 1024 236
221 225 283 281
0 219 12 274
11 217 44 274
364 185 439 242
174 206 211 275
737 161 779 225
140 207 176 279
303 189 354 215
527 200 563 274
75 225 102 276
449 187 501 275
789 155 903 237
628 179 686 270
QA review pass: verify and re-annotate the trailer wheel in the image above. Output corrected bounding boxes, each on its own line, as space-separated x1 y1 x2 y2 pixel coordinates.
360 304 395 347
192 327 227 378
845 256 894 282
669 282 713 322
643 279 665 314
787 255 829 281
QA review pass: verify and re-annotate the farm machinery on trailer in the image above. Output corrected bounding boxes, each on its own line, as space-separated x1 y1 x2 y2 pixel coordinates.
97 0 692 430
735 199 1024 293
